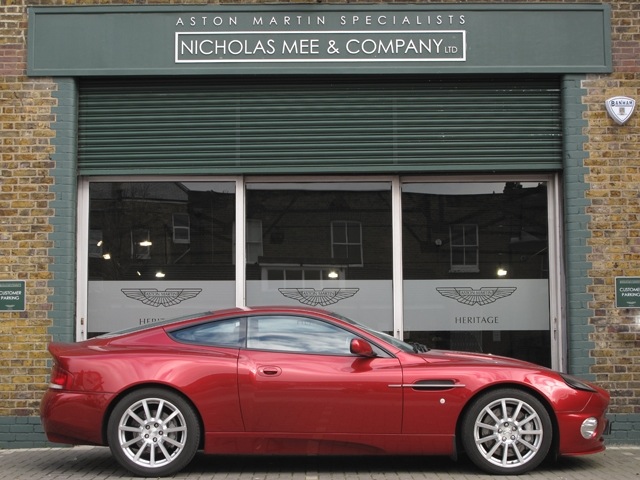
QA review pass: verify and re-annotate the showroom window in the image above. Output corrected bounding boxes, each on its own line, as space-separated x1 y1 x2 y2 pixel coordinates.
80 176 561 368
245 181 394 334
401 181 552 367
85 181 236 336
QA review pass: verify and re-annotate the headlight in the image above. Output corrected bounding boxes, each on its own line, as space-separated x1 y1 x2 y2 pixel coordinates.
581 417 598 439
560 373 597 392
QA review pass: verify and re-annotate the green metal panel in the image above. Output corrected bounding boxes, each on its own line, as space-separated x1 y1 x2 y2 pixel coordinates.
28 5 611 76
78 76 562 175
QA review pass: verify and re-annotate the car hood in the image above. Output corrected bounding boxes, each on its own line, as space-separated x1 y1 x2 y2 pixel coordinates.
420 349 545 369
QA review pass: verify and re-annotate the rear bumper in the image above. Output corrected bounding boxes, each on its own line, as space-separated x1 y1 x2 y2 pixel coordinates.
40 389 114 446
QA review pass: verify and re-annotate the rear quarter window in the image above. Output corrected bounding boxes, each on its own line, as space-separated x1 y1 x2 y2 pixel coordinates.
169 318 245 347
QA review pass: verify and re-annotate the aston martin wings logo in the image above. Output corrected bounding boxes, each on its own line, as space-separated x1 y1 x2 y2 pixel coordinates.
278 288 359 307
121 288 202 307
436 287 517 306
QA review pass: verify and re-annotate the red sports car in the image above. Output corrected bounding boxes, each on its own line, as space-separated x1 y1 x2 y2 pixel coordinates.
41 306 610 477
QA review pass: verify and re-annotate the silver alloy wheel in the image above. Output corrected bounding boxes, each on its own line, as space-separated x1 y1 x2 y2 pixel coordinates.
472 396 544 469
116 397 188 469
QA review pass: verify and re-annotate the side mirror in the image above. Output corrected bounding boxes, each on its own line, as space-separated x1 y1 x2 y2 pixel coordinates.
350 338 376 357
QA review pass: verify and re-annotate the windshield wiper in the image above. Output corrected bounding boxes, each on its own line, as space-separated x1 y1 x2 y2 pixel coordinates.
410 342 430 353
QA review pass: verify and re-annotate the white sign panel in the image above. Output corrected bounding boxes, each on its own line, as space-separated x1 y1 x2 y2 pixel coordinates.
605 96 636 125
88 280 235 333
404 279 549 331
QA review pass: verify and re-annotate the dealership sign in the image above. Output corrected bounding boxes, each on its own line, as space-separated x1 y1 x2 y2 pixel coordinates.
176 29 465 64
28 4 611 75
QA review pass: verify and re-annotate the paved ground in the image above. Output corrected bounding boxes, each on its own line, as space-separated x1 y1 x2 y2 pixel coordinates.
0 446 638 480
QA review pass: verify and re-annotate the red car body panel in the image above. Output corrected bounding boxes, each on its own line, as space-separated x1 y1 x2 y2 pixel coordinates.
237 350 403 434
40 306 610 463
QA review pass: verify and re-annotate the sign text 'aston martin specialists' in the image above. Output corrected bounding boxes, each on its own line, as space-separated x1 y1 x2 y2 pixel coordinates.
175 12 466 63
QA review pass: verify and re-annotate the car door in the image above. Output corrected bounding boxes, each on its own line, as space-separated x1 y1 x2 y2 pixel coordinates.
237 314 402 436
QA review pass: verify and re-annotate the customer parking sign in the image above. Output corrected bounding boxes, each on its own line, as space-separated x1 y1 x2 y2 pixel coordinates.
0 281 26 311
615 277 640 308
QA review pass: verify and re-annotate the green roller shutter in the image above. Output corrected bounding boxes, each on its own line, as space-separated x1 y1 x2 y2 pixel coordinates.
78 76 562 175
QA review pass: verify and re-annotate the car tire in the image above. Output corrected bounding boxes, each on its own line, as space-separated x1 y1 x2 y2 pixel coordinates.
461 388 553 475
107 388 200 477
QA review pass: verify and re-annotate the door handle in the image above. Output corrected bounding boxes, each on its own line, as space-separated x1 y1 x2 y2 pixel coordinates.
257 366 282 377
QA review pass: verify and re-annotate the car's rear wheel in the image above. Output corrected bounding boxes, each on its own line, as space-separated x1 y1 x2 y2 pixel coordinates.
107 388 200 477
461 388 552 475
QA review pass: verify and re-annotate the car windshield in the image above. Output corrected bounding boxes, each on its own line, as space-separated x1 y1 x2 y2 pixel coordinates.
96 312 212 339
331 312 417 353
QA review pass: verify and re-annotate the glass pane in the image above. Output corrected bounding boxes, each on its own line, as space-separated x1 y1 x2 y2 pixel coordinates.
333 244 348 260
267 270 284 281
247 316 353 355
347 224 361 242
465 225 478 244
87 181 235 336
333 223 347 243
287 270 303 280
451 225 464 245
451 248 465 265
170 318 245 347
402 181 551 367
246 182 393 333
348 245 362 263
464 247 477 264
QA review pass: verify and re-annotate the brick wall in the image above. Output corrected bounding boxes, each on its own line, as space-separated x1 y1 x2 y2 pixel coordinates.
581 1 640 432
1 0 56 426
1 0 639 446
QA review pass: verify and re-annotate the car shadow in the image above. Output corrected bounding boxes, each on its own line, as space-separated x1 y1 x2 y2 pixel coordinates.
184 453 603 476
29 447 607 478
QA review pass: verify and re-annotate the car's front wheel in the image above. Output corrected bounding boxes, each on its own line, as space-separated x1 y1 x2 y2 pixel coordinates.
461 388 552 475
107 388 200 477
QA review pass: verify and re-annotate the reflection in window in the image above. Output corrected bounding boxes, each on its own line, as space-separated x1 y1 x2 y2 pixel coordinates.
245 183 392 282
246 219 264 264
449 224 479 273
172 213 190 244
170 318 245 347
332 221 363 266
88 182 235 281
131 228 151 260
265 267 343 281
247 316 354 355
88 229 103 259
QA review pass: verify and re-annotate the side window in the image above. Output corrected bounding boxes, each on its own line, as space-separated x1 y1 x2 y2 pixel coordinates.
247 315 354 355
169 318 245 347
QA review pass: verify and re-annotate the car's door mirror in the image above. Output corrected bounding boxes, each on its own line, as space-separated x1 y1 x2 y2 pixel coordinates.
350 338 376 357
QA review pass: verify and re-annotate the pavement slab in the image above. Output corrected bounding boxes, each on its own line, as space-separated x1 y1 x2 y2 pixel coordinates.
0 446 638 480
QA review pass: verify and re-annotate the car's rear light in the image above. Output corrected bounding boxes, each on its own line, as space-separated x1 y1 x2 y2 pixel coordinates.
49 363 71 390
